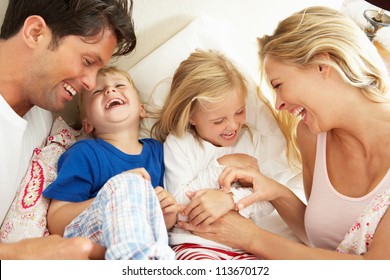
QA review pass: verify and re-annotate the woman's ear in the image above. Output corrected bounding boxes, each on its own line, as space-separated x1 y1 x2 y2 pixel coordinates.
82 119 95 135
22 16 48 48
315 52 331 78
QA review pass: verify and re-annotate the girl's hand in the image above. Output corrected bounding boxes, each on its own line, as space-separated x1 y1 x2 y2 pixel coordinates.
182 189 234 227
155 186 179 230
218 153 259 171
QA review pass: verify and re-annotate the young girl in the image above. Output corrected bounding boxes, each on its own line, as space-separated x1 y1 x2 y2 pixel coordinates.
151 49 294 260
44 66 177 259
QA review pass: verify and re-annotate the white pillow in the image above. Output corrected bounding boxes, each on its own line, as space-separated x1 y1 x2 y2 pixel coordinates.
128 15 279 139
0 117 79 242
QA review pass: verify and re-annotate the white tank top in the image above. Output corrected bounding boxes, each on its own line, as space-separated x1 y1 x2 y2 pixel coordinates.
304 132 390 250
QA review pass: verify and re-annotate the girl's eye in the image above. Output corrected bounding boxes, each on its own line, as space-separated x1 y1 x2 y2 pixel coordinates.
236 107 245 115
272 83 281 89
213 119 224 125
116 84 126 88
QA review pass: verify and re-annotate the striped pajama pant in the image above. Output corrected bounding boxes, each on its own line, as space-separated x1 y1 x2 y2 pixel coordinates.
172 243 258 260
64 173 175 260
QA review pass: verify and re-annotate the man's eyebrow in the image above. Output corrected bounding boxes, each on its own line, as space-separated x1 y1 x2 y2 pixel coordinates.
87 50 105 65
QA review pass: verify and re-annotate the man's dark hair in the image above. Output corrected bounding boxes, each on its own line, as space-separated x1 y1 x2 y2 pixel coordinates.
0 0 136 56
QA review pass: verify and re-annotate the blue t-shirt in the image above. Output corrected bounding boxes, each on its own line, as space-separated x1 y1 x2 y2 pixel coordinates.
43 138 164 202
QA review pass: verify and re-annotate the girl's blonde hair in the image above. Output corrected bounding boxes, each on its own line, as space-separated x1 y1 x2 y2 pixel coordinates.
257 6 390 165
151 49 248 142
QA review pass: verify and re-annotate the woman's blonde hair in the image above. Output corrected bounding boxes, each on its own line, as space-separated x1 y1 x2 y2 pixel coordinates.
257 6 390 165
151 49 248 142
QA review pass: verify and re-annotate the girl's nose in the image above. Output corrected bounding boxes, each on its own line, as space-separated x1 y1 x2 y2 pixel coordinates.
226 118 239 130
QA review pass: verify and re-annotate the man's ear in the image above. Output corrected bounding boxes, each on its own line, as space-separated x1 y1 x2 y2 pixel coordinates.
22 16 48 48
82 118 95 135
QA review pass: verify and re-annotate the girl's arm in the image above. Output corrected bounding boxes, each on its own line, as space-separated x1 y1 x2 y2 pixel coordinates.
181 189 235 226
164 134 224 204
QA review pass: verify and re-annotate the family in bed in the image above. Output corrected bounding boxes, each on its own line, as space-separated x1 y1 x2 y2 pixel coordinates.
0 0 389 260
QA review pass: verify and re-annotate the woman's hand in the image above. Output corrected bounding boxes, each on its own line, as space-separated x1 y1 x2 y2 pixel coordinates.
218 154 260 188
178 211 258 251
218 166 282 210
182 189 235 227
155 186 179 230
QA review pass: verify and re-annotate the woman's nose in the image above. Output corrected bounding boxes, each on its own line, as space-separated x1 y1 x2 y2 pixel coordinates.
275 95 286 111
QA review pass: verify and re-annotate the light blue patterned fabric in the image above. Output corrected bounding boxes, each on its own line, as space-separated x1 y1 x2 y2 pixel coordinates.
64 173 175 260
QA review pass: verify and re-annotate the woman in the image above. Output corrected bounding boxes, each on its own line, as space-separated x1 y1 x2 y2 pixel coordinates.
180 6 390 259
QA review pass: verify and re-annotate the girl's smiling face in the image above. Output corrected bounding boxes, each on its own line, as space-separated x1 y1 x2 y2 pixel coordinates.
190 88 246 147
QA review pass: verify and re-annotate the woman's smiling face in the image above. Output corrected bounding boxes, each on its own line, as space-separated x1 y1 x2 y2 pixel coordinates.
264 56 324 134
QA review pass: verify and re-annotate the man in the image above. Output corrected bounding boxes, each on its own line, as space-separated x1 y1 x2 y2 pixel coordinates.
0 0 136 259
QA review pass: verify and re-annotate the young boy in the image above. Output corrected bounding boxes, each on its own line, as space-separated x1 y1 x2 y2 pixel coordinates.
43 66 177 260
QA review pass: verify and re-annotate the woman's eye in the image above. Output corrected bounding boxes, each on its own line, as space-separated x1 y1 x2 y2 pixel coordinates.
272 83 281 89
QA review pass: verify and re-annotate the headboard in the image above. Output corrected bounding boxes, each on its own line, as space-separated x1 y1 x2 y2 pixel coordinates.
7 0 388 128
